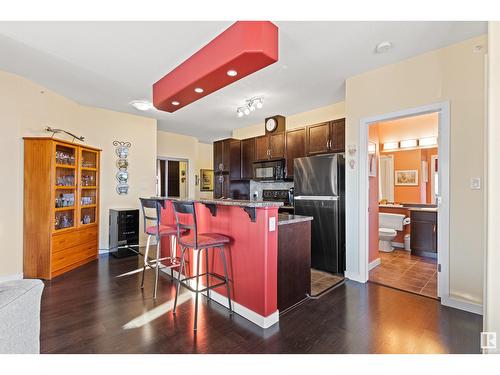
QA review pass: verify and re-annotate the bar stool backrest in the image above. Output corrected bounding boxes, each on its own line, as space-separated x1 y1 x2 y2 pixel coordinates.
172 200 198 249
139 198 162 237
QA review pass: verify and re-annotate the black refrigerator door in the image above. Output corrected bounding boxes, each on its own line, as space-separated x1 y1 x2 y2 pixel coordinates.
295 197 340 273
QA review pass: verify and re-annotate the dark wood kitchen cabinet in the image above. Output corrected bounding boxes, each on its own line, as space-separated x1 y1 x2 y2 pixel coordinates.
240 137 255 180
285 128 306 177
278 219 311 312
306 118 345 155
254 132 285 161
213 138 241 198
410 210 437 259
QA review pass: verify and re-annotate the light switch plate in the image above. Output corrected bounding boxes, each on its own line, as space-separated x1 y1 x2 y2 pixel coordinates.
269 217 276 232
471 177 481 190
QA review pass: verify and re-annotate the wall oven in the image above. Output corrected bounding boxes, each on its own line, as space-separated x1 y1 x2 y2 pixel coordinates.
253 159 285 181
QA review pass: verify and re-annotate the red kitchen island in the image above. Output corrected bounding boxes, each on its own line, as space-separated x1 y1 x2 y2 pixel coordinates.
157 198 283 328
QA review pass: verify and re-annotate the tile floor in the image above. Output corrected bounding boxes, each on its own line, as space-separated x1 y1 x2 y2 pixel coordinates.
311 269 344 296
369 250 437 298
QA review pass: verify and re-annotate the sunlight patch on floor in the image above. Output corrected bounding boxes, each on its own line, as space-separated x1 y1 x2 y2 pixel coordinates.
122 292 192 330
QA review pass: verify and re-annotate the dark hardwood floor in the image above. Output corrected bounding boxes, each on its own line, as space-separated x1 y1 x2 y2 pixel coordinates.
40 254 482 354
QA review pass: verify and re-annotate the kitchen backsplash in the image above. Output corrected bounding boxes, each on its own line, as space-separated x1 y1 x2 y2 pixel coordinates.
250 180 293 200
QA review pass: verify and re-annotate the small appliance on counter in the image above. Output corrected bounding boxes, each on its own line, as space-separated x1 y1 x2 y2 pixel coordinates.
109 208 140 258
262 189 294 214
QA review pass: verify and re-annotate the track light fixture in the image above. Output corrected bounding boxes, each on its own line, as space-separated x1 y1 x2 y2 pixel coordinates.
236 97 264 117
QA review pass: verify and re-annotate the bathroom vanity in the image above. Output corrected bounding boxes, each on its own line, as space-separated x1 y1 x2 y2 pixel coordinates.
409 209 438 258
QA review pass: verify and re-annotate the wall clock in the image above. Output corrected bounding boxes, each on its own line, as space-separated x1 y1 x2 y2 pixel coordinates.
264 115 286 134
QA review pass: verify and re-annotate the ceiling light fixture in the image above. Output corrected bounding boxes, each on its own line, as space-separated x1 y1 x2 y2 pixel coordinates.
171 101 180 106
194 87 204 93
375 41 393 54
236 97 264 118
130 100 153 111
227 70 238 77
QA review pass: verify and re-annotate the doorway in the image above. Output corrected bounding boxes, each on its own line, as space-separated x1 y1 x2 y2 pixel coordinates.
358 102 450 303
157 158 189 198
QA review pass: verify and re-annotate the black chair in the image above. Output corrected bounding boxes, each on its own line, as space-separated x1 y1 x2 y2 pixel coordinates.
172 200 232 331
139 198 184 299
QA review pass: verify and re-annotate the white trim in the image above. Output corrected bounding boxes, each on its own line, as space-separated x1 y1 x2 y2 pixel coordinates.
368 258 381 271
441 296 483 315
161 268 279 329
0 273 23 282
344 271 365 283
357 101 451 304
391 241 404 248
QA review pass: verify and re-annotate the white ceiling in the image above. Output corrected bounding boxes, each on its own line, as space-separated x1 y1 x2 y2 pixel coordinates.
0 21 486 142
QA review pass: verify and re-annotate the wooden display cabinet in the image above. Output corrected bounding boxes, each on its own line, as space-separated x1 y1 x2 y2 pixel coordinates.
23 137 101 279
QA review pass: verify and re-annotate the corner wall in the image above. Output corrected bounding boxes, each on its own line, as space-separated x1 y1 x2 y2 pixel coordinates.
0 70 157 277
345 35 487 306
485 21 500 352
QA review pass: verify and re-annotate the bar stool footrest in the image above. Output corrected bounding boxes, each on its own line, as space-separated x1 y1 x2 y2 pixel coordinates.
178 272 228 294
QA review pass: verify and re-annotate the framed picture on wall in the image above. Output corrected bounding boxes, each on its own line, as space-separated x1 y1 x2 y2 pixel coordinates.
395 169 418 186
368 141 377 177
200 169 214 191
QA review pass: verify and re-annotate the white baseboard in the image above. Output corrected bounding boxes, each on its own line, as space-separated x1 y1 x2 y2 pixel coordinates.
368 258 381 271
441 296 483 315
161 267 279 329
0 273 23 282
391 242 405 248
344 271 366 283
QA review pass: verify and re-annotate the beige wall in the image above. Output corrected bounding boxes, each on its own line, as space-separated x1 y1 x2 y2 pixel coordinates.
0 70 157 277
345 35 487 306
156 131 213 200
486 22 500 352
232 101 346 139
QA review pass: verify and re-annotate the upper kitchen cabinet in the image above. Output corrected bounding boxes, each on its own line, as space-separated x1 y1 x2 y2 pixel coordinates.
254 115 286 161
213 138 241 180
285 128 306 177
240 137 256 180
306 118 345 155
330 118 345 152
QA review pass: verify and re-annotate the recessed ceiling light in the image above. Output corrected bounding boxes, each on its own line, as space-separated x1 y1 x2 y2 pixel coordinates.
171 101 180 106
130 100 153 111
375 41 393 54
194 87 204 93
227 70 238 77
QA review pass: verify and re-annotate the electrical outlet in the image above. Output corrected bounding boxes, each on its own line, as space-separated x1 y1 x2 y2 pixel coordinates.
269 217 276 232
471 177 481 190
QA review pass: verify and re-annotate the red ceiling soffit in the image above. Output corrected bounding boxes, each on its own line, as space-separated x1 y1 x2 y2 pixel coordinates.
153 21 278 113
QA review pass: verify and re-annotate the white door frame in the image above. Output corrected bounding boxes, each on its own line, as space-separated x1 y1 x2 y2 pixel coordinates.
358 101 450 301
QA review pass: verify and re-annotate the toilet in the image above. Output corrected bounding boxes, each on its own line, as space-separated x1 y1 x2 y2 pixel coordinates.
379 213 408 252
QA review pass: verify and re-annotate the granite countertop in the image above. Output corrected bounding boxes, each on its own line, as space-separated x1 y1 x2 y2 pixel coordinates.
278 213 314 225
150 196 283 208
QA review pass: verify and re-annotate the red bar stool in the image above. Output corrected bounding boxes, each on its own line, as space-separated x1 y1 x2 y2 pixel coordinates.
139 198 184 299
172 200 232 331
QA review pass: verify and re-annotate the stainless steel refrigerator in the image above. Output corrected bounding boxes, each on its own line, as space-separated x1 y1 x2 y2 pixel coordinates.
294 154 345 274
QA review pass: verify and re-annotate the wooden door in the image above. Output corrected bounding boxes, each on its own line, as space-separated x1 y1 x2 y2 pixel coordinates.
229 139 241 180
285 128 306 177
269 132 285 159
255 135 269 161
306 122 331 155
330 118 345 152
240 138 255 180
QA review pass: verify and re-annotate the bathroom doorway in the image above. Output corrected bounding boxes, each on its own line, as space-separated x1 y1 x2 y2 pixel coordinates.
361 105 448 300
157 158 189 198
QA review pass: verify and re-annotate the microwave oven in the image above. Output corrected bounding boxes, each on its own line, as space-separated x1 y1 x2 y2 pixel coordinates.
253 159 285 181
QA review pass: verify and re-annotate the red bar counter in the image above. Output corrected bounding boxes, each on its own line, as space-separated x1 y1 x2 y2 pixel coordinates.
158 198 282 328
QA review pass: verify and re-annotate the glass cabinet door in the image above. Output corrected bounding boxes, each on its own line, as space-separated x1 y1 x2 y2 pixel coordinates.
79 148 99 226
54 143 77 231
